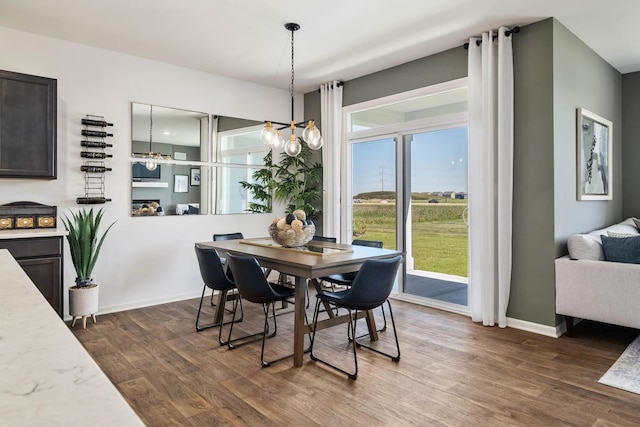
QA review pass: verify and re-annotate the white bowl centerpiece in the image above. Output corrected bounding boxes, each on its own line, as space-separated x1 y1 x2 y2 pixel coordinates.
269 209 315 247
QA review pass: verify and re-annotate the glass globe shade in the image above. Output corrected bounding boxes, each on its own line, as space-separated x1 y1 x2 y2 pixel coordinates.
308 135 323 150
272 131 285 150
284 138 302 157
145 161 158 171
261 124 276 146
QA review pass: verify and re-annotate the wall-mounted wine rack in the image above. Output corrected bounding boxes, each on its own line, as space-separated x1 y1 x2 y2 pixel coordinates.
77 115 113 204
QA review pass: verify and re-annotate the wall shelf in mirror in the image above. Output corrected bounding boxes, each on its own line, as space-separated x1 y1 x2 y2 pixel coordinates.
132 181 168 188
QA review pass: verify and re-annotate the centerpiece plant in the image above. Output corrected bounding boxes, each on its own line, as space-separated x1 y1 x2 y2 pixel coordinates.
241 137 322 220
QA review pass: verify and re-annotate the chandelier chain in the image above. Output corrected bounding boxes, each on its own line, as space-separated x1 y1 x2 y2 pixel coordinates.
290 29 295 101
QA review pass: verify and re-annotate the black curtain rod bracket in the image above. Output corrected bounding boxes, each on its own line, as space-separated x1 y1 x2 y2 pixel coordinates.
316 81 344 93
463 26 520 49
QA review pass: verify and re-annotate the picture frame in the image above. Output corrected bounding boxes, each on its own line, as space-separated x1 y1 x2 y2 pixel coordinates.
190 168 200 186
577 108 613 201
174 174 188 193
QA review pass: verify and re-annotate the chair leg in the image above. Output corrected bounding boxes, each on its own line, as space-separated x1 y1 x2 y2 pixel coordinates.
217 292 235 346
309 298 359 380
227 296 267 350
353 300 400 362
195 284 208 331
197 286 243 336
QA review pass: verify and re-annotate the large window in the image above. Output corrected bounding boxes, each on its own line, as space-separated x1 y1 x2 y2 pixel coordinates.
344 78 469 312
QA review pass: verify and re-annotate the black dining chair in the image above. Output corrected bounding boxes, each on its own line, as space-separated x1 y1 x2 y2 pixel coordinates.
194 243 243 345
309 255 402 380
211 232 244 303
226 252 305 367
320 239 388 326
322 239 383 288
213 232 244 242
312 235 337 243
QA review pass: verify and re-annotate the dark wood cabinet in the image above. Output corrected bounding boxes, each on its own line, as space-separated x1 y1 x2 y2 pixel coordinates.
0 236 63 317
0 70 57 179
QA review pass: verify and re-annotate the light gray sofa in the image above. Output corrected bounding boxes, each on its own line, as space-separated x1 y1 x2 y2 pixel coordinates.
555 217 640 334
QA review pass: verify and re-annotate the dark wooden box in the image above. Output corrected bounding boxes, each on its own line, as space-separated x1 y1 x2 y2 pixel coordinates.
0 201 56 230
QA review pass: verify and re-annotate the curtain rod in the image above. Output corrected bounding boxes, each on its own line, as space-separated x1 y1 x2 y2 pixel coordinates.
316 81 344 93
463 26 520 49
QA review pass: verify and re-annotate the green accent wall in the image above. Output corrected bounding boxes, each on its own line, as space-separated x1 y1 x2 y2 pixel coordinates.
508 19 555 326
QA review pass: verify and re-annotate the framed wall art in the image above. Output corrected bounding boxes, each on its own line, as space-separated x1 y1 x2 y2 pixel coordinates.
174 174 188 193
190 168 200 186
577 108 612 200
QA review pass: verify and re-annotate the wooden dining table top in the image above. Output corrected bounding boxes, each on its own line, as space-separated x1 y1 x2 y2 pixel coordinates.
197 238 403 279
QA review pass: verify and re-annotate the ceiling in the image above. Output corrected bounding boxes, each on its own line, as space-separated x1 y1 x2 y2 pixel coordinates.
0 0 638 93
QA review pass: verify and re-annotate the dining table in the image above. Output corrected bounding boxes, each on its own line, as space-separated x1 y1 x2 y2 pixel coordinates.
197 237 403 367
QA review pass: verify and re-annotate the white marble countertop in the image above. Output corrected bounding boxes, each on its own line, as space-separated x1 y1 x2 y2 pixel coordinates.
0 228 67 239
0 249 144 426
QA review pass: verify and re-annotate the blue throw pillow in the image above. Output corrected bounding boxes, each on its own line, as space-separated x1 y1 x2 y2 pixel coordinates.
601 235 640 264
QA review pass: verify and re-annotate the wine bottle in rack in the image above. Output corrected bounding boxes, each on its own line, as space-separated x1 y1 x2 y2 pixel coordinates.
81 151 113 159
76 197 112 204
80 165 112 173
81 129 113 138
81 140 113 148
81 118 114 127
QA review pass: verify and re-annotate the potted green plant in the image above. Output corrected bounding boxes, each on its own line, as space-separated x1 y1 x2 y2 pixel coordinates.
61 208 115 328
241 137 322 219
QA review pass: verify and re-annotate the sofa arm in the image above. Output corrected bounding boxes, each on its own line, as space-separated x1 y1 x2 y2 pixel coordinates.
555 256 640 329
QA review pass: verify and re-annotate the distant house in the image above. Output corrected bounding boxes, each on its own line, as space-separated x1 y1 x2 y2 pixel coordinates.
455 192 467 200
442 191 455 198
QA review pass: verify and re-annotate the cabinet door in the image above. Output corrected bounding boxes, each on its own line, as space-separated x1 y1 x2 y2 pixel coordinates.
0 70 57 179
18 256 62 317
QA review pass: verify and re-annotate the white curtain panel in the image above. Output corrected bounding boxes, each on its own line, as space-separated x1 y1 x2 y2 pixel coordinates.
467 28 514 327
320 80 343 241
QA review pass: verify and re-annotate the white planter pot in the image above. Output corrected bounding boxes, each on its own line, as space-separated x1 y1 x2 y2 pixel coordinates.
69 283 99 328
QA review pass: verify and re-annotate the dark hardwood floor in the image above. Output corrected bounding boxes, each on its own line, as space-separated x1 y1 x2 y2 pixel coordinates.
71 296 640 426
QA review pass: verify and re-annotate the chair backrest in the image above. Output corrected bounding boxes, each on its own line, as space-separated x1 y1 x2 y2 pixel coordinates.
226 253 285 304
312 235 337 243
194 243 235 291
213 232 244 241
352 239 383 248
340 255 402 310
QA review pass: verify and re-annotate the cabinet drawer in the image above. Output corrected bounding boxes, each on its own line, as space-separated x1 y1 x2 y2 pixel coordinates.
0 236 62 258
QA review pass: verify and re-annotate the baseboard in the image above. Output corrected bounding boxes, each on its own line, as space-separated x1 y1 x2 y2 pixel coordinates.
63 291 202 321
506 316 561 338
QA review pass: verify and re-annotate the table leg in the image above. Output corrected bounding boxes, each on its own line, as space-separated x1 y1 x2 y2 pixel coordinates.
365 309 379 341
293 276 307 367
213 290 228 324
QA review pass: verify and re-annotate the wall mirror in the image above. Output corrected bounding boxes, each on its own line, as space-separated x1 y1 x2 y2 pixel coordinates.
214 115 271 214
131 103 209 216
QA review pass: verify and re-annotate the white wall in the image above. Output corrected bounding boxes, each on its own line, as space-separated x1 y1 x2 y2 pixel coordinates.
0 26 298 316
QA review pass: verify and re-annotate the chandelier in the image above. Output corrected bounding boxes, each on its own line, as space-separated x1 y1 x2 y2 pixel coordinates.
144 104 170 170
261 23 323 157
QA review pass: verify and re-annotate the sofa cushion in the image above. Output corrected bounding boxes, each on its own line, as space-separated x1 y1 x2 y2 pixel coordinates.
633 217 640 231
568 234 605 260
567 218 640 260
607 230 638 238
601 235 640 264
